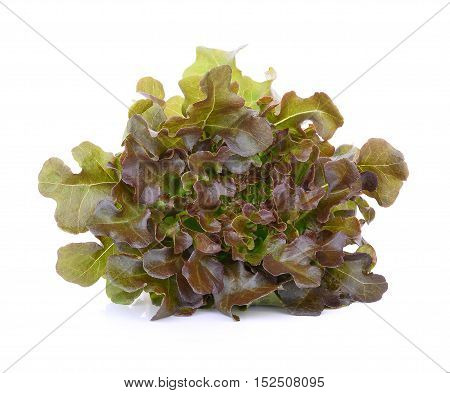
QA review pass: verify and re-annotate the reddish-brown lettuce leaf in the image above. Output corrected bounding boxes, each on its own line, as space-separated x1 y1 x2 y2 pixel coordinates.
214 261 279 320
182 251 224 295
278 280 327 316
263 236 322 288
106 254 152 292
315 158 362 222
142 247 182 279
192 233 222 254
315 231 348 267
174 230 193 254
88 185 153 249
148 275 204 321
121 120 186 204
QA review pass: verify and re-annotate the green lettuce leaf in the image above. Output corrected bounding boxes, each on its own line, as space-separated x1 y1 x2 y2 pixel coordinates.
106 280 143 305
38 142 118 233
270 91 343 140
136 76 165 101
181 46 275 110
167 65 274 157
357 138 409 207
56 237 116 287
326 252 388 303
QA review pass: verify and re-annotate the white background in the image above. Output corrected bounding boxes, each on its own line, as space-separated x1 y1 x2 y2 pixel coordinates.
0 0 449 391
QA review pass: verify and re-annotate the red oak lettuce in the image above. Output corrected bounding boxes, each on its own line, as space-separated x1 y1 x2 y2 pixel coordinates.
39 47 408 321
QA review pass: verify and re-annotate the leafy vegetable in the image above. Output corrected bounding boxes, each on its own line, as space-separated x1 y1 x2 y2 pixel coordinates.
39 47 408 320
